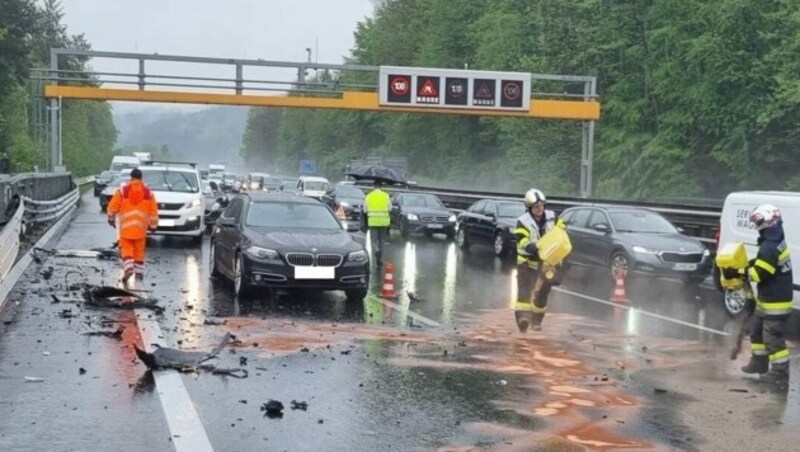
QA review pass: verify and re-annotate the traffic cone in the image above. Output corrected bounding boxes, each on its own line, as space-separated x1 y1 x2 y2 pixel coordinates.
611 269 627 303
380 263 397 299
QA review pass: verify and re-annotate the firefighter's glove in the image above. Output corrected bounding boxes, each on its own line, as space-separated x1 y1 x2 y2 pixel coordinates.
721 267 741 280
107 217 115 228
524 243 539 259
745 297 756 315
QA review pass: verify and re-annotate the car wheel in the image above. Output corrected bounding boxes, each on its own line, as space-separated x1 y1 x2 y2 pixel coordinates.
723 288 747 317
209 241 222 278
457 226 470 250
494 231 510 258
345 289 367 303
234 253 251 298
609 250 629 279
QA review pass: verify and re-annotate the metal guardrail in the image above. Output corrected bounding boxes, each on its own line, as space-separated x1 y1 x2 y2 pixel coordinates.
0 203 24 283
21 187 80 224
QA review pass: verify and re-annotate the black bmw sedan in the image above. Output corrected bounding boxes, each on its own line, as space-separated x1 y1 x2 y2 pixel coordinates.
210 192 370 300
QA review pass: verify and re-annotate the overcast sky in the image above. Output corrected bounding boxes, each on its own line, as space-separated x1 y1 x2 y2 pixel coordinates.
60 0 376 112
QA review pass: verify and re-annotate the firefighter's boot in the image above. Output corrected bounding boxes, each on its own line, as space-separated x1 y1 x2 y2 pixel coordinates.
515 311 533 333
760 362 789 386
741 355 769 374
531 313 545 331
121 270 134 289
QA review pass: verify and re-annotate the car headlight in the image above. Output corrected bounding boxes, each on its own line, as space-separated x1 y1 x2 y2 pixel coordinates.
407 213 419 221
632 245 660 255
244 246 279 260
184 199 202 209
346 250 368 263
702 249 710 257
448 215 456 222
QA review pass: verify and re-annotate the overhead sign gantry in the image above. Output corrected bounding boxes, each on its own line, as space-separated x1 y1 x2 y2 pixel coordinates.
34 49 599 196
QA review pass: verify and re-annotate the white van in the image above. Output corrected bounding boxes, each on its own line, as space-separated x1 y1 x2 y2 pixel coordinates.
296 176 330 199
109 156 140 173
718 191 800 322
139 162 204 244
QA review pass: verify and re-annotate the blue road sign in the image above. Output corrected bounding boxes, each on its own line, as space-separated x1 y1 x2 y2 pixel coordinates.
299 159 316 174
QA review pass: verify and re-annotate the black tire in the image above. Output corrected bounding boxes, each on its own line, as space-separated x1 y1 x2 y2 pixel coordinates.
345 288 368 303
456 225 470 250
493 231 510 258
609 250 630 280
233 253 251 298
209 241 222 278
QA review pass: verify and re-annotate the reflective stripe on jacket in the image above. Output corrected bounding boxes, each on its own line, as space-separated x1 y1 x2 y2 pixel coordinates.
365 189 391 228
107 180 159 240
514 210 555 265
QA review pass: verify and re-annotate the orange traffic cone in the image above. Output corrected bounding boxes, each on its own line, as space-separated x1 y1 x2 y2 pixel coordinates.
611 269 627 303
380 263 397 299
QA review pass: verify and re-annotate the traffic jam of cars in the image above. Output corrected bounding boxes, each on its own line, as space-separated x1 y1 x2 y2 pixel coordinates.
94 157 726 313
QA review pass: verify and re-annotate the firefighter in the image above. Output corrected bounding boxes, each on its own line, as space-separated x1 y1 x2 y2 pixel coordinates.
107 168 159 286
738 204 793 384
514 188 558 332
364 179 391 264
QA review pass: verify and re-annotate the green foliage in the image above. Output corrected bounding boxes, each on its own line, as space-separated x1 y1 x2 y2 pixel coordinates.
240 0 800 200
0 0 116 176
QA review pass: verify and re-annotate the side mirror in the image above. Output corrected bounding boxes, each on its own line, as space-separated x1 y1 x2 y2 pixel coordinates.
486 213 496 220
593 223 610 233
218 216 236 227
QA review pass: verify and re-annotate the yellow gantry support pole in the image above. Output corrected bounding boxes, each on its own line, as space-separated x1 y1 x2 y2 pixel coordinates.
44 85 600 121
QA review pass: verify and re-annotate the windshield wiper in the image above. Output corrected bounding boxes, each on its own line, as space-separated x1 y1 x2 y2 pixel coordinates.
177 172 197 192
160 172 173 191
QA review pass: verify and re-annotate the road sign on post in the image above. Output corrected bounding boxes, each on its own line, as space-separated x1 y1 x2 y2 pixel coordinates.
299 159 316 174
379 66 531 111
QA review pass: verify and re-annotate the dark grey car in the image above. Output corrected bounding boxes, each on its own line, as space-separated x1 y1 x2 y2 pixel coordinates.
561 206 712 284
390 193 456 239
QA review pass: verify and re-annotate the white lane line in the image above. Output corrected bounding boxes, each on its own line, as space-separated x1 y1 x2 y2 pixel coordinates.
552 287 729 336
135 310 214 452
370 295 442 328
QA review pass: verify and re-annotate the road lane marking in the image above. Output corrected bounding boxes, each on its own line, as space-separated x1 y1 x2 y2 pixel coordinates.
135 310 214 452
552 287 729 336
369 295 442 328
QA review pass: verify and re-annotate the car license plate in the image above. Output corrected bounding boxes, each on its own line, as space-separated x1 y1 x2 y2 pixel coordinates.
673 263 697 271
158 219 175 227
427 223 444 229
294 266 335 280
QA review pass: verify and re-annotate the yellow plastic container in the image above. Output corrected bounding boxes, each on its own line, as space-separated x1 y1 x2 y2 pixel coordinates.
537 226 573 266
715 242 748 270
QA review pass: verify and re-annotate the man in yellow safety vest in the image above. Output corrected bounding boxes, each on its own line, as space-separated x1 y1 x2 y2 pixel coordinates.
364 180 391 264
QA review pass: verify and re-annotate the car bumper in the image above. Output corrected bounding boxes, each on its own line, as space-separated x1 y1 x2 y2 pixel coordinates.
241 255 369 289
630 254 713 279
404 220 456 234
152 206 204 236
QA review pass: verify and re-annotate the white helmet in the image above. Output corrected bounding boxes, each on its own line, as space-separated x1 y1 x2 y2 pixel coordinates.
750 204 781 231
523 188 546 207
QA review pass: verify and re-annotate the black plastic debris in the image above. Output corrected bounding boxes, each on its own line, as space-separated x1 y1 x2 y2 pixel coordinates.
290 400 308 411
261 400 284 418
40 267 54 281
203 318 227 326
239 356 248 366
79 284 163 314
407 291 425 303
134 333 246 378
79 367 87 375
83 327 124 339
59 309 76 319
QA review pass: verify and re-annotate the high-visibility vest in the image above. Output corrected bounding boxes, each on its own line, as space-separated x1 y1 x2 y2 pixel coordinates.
107 180 159 240
514 210 555 266
364 189 391 227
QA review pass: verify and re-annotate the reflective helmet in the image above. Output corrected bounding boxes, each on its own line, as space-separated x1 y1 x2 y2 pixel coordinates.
523 188 546 207
750 204 781 231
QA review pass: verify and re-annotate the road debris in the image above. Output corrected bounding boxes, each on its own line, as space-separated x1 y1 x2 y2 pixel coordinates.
134 333 246 378
78 284 163 313
261 400 284 418
290 400 308 411
407 291 425 303
203 318 227 326
24 377 44 383
82 327 124 339
33 247 119 260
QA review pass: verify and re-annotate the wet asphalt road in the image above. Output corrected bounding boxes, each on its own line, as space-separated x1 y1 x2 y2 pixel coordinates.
1 191 799 451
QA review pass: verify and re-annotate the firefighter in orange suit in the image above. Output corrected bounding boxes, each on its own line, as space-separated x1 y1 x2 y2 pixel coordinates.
107 168 158 285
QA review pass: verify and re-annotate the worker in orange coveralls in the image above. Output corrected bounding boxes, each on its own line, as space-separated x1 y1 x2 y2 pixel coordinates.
107 168 158 286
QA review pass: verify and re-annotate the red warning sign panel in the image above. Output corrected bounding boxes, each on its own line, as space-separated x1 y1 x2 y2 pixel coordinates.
416 76 440 104
387 74 411 103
